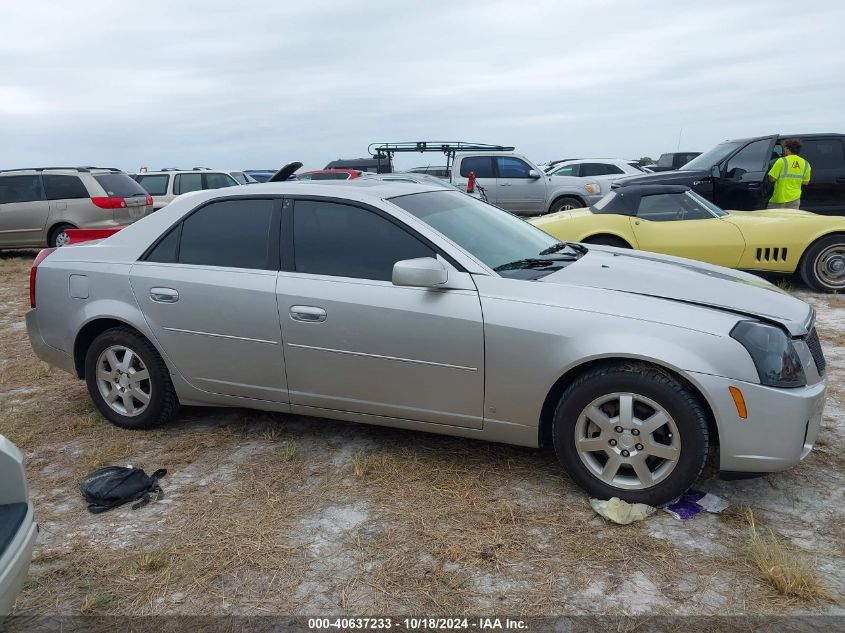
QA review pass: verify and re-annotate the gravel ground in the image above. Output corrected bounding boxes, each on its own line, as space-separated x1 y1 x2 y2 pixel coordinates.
0 251 843 617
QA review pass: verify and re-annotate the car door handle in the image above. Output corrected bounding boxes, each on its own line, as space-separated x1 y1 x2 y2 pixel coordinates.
747 182 761 189
290 305 327 322
150 287 179 303
499 182 512 186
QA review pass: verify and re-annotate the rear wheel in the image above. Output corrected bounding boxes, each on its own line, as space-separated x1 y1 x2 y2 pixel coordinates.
582 235 631 248
552 363 709 506
84 327 179 430
48 223 75 248
549 197 582 213
799 235 845 292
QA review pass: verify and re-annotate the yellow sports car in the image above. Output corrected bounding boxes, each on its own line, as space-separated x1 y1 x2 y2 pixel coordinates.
529 184 845 292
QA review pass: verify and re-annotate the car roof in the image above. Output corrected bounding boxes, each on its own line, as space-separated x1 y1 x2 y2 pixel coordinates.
138 169 230 175
0 166 124 175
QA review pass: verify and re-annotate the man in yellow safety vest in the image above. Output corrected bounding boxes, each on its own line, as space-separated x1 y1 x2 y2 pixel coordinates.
767 138 811 209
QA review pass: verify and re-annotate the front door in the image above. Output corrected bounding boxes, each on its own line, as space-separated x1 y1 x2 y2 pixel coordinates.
494 156 546 214
131 198 288 402
0 175 49 247
278 198 485 428
630 191 746 267
799 136 845 215
713 136 777 210
453 156 497 205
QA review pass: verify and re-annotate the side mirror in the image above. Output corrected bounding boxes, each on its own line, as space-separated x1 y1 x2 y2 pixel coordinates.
528 169 541 179
709 165 721 180
392 257 448 288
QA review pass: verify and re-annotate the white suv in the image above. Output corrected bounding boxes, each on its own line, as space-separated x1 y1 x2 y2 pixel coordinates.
134 169 240 210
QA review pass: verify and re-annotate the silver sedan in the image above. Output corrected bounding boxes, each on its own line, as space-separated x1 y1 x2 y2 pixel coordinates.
26 181 827 505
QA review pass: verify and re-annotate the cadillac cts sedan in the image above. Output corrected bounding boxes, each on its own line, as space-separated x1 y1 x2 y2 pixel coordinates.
26 181 827 505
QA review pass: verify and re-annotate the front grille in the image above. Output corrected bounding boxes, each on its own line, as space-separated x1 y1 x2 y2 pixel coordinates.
805 327 826 374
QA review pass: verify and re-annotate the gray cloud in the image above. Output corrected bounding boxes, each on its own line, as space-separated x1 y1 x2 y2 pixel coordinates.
1 0 842 172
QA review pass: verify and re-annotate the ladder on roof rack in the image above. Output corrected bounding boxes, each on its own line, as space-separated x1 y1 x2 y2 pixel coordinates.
367 141 515 173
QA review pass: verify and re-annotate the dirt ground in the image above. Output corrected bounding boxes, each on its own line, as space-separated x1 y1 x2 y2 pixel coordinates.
1 250 843 617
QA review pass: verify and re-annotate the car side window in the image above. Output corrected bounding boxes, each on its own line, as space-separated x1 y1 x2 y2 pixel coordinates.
136 175 169 196
43 175 89 200
724 139 771 178
204 172 237 189
551 164 579 177
174 173 203 195
459 157 494 178
495 157 532 178
292 200 434 281
146 199 276 269
801 139 845 170
580 163 623 177
637 194 683 222
0 175 43 204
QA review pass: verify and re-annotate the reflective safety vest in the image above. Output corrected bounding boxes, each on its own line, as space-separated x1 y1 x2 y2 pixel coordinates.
768 155 811 204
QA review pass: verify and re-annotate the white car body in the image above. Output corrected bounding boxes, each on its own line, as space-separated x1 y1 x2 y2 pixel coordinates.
0 436 36 617
546 159 646 195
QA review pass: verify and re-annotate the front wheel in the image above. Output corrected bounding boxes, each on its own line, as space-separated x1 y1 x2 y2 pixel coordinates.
799 235 845 292
84 327 179 429
552 363 709 506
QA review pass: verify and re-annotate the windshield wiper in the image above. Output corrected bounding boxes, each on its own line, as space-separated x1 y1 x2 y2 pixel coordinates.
539 241 588 256
493 254 580 272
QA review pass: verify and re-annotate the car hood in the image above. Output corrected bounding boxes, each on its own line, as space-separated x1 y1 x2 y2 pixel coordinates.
540 247 812 336
614 169 708 187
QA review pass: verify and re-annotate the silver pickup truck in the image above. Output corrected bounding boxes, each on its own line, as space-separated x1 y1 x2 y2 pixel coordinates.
0 435 36 617
450 151 603 216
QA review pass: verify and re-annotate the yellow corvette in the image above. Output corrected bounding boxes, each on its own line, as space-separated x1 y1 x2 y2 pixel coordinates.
529 184 845 292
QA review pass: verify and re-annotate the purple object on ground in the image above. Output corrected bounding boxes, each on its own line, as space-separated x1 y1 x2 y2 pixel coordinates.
665 490 707 520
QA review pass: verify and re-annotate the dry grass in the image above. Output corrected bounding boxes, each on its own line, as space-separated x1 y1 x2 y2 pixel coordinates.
742 509 830 601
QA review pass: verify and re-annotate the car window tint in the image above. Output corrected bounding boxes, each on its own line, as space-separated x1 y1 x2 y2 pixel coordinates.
179 199 274 269
204 172 237 189
43 175 89 200
725 139 770 177
230 172 249 184
174 173 203 195
145 224 180 263
0 175 43 204
551 164 579 177
136 175 169 196
293 200 434 281
495 157 532 178
459 157 494 178
637 194 684 221
802 139 845 170
581 163 619 177
304 172 350 180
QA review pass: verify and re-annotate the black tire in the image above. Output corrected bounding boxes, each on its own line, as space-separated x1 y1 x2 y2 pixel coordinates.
48 223 76 248
798 234 845 293
582 235 631 249
552 363 709 506
549 197 583 213
84 326 179 430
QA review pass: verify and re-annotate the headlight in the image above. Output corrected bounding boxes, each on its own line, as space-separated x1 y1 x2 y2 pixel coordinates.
584 183 600 194
730 321 806 388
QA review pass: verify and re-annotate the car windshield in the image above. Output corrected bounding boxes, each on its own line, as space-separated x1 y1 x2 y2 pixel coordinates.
681 141 744 170
589 191 618 213
686 190 728 216
389 190 579 279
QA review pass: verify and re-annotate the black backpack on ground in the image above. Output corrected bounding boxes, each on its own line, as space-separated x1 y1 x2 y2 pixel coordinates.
81 466 167 514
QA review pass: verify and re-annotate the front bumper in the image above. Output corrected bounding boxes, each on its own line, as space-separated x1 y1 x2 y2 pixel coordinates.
689 371 826 472
25 310 76 376
0 505 36 616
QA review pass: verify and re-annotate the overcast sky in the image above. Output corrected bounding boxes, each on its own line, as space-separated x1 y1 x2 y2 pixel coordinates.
1 1 843 172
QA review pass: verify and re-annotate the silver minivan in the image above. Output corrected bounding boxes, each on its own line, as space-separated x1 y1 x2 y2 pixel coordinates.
0 167 152 248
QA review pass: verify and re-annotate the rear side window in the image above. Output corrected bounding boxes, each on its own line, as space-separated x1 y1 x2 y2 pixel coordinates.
174 173 203 195
801 139 845 170
230 172 249 184
459 157 494 178
136 174 170 196
300 172 350 181
178 199 275 269
581 163 624 176
94 174 148 198
551 164 579 177
42 175 88 200
638 194 684 221
0 175 43 204
293 200 434 281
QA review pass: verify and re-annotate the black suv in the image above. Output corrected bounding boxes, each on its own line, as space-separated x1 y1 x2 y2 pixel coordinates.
615 134 845 215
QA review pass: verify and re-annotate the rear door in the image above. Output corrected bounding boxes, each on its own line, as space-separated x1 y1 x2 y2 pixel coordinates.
0 175 48 247
713 136 777 210
798 137 845 215
42 174 92 236
494 156 546 214
454 156 497 204
579 162 627 194
131 197 288 402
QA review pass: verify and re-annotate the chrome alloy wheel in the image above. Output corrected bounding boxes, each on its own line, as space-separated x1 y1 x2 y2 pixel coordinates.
54 230 70 247
95 345 151 417
814 244 845 289
574 392 681 490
